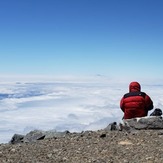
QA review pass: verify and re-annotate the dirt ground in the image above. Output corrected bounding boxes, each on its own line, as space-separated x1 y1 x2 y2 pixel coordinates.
1 129 163 163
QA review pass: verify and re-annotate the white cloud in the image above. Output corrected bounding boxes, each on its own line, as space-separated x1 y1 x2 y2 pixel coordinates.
0 77 162 143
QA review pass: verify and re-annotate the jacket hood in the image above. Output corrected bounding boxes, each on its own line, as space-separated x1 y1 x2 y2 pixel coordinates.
129 82 141 92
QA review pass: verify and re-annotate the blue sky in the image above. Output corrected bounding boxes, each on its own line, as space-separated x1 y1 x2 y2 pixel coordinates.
0 0 163 80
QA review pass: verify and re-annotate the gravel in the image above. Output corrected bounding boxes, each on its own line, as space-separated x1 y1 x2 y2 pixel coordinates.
1 129 163 163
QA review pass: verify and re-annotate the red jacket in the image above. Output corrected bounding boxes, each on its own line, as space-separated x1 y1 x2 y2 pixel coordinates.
120 82 153 119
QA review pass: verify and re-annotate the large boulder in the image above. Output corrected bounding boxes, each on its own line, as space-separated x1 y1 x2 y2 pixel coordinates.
123 116 163 130
10 134 24 144
9 130 70 144
23 130 46 143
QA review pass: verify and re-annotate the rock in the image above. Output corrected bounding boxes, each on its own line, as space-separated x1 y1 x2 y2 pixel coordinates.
118 140 133 145
10 130 70 144
47 153 53 158
9 134 24 144
23 130 46 143
104 122 119 131
44 130 70 139
150 108 162 116
99 133 106 138
123 116 163 130
10 148 16 152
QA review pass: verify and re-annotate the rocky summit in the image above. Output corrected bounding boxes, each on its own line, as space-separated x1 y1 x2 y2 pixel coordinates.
1 116 163 163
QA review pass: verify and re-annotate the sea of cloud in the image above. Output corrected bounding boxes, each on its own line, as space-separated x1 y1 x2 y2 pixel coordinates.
0 77 163 143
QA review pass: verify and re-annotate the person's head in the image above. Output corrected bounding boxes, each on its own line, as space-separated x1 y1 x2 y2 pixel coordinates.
129 81 141 92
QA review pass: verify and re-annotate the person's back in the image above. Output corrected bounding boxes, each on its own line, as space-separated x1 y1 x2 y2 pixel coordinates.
120 81 153 119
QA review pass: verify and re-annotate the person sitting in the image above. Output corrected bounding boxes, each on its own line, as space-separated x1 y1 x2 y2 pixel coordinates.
120 81 153 119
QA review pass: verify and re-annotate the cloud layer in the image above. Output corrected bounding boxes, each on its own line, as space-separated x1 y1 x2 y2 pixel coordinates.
0 80 162 143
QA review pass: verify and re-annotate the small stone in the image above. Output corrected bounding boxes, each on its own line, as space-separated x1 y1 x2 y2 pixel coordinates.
100 133 106 138
47 153 52 158
62 157 68 161
118 140 133 145
11 148 16 152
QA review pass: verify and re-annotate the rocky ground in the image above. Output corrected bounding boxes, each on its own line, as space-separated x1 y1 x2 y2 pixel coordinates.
1 129 163 163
